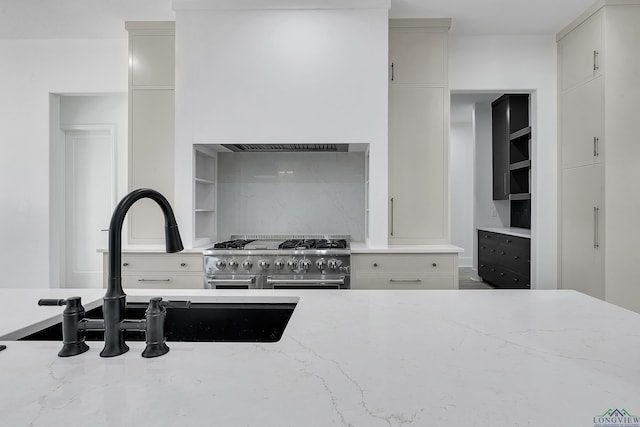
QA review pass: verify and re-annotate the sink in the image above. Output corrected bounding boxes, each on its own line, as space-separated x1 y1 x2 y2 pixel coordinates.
21 301 297 343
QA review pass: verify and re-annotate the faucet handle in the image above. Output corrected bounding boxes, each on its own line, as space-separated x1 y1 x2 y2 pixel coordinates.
38 298 67 306
162 300 191 309
142 297 170 358
38 296 90 357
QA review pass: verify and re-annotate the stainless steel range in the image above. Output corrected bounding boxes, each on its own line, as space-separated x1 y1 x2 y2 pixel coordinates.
204 235 351 289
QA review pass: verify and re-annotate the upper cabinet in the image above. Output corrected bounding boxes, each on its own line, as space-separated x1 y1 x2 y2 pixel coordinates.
388 19 451 245
125 22 176 245
130 33 175 87
388 24 447 85
559 10 603 91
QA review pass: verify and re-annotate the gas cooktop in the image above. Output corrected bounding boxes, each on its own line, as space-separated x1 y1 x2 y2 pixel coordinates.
206 235 350 253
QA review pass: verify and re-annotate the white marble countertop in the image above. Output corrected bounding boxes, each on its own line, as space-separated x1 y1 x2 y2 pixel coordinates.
477 226 531 239
1 288 640 426
351 242 463 253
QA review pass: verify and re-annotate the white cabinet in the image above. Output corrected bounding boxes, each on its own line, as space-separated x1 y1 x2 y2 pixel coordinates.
388 19 450 245
102 252 204 289
389 27 447 84
559 10 603 91
125 22 175 245
351 252 458 290
557 2 640 313
560 77 603 168
560 165 603 299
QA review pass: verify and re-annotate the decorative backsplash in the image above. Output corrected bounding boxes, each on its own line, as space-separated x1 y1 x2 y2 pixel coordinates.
217 152 366 241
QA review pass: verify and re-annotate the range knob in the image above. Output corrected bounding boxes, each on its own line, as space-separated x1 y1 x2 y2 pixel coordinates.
242 259 253 271
258 260 270 271
287 258 298 271
215 259 227 270
274 259 285 270
328 259 340 271
299 259 312 271
316 258 327 270
228 259 239 270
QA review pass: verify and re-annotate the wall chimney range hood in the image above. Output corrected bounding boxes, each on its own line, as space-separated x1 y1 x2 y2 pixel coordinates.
222 144 349 152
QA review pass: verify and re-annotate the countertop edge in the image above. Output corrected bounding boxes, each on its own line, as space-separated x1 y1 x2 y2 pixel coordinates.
476 227 531 239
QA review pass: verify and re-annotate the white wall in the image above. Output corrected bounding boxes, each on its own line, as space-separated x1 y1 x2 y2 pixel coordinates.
449 34 558 289
0 38 127 288
173 5 389 248
450 120 474 267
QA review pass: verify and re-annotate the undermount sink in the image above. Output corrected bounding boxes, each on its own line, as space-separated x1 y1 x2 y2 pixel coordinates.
21 301 297 343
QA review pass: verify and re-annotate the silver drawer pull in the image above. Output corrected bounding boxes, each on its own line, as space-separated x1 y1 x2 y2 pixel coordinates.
138 279 170 282
389 279 422 283
207 277 255 284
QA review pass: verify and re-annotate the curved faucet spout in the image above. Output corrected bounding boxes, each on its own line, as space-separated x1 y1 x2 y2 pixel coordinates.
101 188 183 357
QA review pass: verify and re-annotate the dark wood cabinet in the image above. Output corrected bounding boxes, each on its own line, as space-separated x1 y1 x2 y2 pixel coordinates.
491 97 510 200
491 94 530 199
478 230 530 289
491 94 531 228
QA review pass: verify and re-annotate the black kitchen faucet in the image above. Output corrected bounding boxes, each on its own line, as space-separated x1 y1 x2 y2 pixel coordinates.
39 188 183 358
102 188 183 357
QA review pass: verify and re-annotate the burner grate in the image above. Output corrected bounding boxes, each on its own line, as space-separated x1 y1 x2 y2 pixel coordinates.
213 239 255 249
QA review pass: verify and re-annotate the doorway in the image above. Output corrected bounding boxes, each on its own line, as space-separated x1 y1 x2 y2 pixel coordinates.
450 91 534 285
49 94 127 288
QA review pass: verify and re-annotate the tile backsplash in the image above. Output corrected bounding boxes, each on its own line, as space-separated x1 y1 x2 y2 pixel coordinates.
218 152 366 241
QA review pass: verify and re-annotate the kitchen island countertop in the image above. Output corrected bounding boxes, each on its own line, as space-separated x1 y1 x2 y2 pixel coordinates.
1 287 639 426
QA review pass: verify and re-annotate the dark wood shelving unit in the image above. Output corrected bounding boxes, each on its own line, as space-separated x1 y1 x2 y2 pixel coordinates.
484 94 532 288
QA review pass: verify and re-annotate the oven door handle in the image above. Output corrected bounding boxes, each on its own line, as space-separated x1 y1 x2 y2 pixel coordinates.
266 277 346 286
206 276 256 285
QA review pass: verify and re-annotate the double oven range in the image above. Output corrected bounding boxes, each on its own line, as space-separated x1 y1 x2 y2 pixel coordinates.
204 235 351 289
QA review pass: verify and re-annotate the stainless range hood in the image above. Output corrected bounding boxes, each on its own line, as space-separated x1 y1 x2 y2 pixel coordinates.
222 144 349 152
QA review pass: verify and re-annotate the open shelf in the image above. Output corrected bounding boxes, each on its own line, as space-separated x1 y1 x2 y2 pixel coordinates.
509 160 531 170
509 126 531 140
509 193 531 201
510 167 530 195
194 146 218 244
195 177 216 185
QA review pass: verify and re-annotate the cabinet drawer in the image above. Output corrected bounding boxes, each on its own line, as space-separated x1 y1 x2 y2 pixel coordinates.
478 262 530 289
121 274 204 289
119 254 203 273
352 254 455 274
352 273 456 290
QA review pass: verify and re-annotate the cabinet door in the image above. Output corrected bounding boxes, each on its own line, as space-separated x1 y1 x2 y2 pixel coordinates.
491 97 510 200
129 90 175 243
560 77 603 168
389 29 446 85
389 86 446 241
559 10 603 90
561 164 604 299
131 35 175 87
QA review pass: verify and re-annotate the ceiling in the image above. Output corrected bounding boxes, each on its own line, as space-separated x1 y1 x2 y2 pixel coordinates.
0 0 595 39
